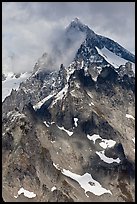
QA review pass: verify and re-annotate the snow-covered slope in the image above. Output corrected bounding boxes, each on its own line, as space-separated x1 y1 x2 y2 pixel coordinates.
70 18 135 72
95 47 133 68
2 72 31 102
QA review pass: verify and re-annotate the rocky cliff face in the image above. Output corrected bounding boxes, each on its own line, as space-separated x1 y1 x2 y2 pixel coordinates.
2 19 135 202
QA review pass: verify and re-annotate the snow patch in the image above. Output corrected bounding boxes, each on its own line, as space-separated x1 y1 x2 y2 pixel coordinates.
14 187 36 199
87 134 116 149
87 134 101 144
62 169 112 197
51 186 56 192
92 76 98 82
57 125 73 136
51 140 55 143
43 121 50 127
66 68 75 82
132 138 135 144
53 163 61 170
74 118 78 127
99 139 116 149
89 102 95 106
51 122 55 125
126 114 135 120
81 60 84 68
96 150 120 164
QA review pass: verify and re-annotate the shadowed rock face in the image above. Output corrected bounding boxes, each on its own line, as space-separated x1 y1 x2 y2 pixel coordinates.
2 19 135 202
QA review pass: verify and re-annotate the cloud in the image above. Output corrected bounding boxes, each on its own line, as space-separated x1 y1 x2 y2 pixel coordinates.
33 27 86 72
48 26 86 70
2 2 135 74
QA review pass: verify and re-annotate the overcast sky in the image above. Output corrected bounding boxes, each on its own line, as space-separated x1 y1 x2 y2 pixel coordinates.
2 2 135 73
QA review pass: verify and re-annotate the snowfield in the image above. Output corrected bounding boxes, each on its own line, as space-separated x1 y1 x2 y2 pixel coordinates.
96 47 134 68
53 162 112 197
2 72 30 102
62 169 112 197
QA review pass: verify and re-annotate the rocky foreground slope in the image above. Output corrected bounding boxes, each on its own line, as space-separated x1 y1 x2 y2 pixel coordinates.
2 18 135 202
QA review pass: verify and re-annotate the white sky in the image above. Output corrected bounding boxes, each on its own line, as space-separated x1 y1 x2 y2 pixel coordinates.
2 2 135 73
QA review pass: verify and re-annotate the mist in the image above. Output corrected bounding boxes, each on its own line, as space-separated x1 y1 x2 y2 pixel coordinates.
47 27 86 70
2 2 135 74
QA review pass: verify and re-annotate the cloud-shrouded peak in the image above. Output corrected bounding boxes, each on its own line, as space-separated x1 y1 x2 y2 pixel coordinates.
72 17 80 23
66 17 94 36
70 17 84 27
32 20 87 73
33 52 55 73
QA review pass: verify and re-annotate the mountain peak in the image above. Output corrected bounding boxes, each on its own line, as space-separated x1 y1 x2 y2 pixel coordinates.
66 17 95 37
2 17 135 202
71 17 81 24
67 17 92 33
68 17 85 29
